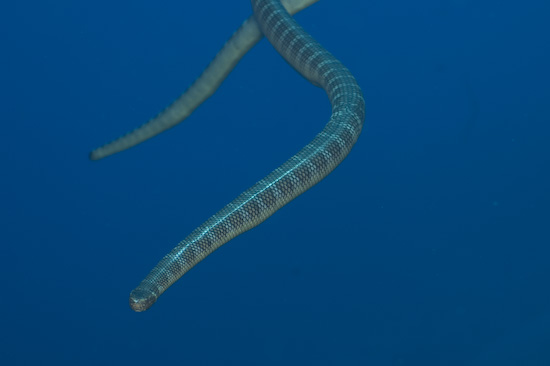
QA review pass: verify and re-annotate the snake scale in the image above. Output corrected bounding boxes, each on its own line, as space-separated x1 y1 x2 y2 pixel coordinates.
90 0 365 312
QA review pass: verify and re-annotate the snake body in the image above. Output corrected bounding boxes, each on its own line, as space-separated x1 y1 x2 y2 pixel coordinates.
91 0 365 312
90 0 320 160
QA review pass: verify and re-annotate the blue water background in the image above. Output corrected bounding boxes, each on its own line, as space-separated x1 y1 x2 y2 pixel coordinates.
1 0 549 365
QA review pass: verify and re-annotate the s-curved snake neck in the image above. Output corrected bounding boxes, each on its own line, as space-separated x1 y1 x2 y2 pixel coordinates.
91 0 365 312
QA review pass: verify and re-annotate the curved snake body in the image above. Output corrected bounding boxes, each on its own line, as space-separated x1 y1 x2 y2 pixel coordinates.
91 0 365 312
90 0 320 160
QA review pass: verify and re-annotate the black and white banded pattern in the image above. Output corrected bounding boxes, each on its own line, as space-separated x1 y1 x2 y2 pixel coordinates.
89 0 319 160
97 0 365 312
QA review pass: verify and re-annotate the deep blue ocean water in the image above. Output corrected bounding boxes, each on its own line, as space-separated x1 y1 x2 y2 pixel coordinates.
1 0 549 365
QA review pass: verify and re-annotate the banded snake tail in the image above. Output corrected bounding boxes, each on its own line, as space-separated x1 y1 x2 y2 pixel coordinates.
90 0 365 312
89 0 320 160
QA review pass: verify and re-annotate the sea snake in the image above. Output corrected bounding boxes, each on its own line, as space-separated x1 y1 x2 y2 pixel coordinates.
90 0 320 160
90 0 365 312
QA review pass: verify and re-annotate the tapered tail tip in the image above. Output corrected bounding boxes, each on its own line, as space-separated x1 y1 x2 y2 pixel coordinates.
89 149 102 161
